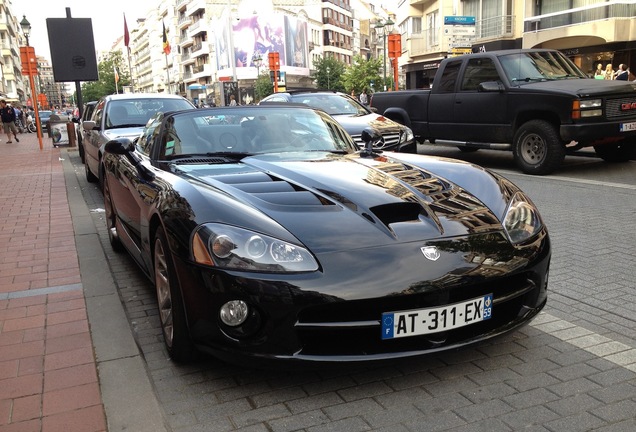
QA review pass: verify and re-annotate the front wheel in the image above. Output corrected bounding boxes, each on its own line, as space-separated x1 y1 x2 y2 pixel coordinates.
85 159 98 183
27 123 36 133
513 120 565 175
594 142 635 162
154 227 195 362
103 174 124 252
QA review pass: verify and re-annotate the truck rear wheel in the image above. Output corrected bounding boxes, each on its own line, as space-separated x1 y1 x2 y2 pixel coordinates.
513 120 565 175
594 142 635 162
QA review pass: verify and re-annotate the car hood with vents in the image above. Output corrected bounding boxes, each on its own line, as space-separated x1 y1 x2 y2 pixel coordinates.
169 151 511 254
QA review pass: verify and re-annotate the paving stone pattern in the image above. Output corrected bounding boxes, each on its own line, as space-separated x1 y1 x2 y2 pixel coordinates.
70 149 636 432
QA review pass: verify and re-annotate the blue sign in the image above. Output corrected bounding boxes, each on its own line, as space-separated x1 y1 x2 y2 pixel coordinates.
444 16 476 25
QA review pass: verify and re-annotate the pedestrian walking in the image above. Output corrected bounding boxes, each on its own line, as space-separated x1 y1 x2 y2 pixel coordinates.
0 100 20 143
359 88 368 105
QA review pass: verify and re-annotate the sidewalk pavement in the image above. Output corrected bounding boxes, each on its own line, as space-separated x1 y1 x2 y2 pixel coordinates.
0 131 167 432
0 131 107 431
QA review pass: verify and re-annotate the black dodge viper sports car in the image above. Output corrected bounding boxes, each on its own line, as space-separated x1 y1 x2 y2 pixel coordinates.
102 105 550 364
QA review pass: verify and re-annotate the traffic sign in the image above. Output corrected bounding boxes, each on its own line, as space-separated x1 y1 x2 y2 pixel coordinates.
444 16 476 25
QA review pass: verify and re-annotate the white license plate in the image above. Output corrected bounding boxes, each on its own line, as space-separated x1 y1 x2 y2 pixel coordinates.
381 294 493 339
620 122 636 132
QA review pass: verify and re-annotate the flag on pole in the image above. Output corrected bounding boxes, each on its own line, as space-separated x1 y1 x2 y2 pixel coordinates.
123 14 130 49
162 21 171 55
114 66 120 83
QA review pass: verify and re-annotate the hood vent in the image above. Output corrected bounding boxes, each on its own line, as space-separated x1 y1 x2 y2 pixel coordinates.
370 202 423 225
215 171 334 207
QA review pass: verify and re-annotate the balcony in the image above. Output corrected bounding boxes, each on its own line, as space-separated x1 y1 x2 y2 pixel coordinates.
192 64 212 78
476 15 514 40
523 3 636 48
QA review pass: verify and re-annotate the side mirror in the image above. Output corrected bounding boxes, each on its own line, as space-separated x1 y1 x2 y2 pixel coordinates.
104 138 134 155
478 81 504 92
82 120 98 131
360 127 382 157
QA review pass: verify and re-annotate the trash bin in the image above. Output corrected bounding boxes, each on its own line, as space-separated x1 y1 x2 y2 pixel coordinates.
49 114 70 147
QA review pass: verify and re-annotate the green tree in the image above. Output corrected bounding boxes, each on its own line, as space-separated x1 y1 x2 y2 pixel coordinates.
254 72 274 101
341 55 383 95
311 56 346 92
80 51 130 101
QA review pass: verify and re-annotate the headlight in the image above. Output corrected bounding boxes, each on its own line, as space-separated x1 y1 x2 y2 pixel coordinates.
192 223 319 272
400 126 414 143
579 99 601 108
503 192 543 245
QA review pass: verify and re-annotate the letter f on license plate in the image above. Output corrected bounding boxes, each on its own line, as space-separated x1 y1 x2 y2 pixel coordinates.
381 294 493 339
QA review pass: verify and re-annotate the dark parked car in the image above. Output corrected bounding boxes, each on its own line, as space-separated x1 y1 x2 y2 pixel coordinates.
260 90 416 153
102 105 550 364
82 93 195 185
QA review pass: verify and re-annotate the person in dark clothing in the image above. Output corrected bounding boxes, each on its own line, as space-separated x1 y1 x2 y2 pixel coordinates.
0 100 20 143
615 64 629 81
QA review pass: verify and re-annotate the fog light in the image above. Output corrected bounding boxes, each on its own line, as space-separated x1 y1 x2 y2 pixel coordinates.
219 300 249 326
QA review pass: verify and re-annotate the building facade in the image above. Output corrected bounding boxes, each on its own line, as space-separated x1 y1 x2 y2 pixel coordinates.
396 0 636 89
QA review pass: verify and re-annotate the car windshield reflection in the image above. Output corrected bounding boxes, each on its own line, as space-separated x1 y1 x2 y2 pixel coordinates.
157 107 356 160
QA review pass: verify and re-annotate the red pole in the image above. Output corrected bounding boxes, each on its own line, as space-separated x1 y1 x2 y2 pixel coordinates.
393 58 399 91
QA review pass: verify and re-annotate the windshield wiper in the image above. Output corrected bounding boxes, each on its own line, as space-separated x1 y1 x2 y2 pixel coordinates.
107 123 145 129
511 77 545 83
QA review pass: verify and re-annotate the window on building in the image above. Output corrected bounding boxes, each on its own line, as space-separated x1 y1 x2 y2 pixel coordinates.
427 10 439 48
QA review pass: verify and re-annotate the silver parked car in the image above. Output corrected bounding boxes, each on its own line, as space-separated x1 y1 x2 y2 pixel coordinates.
82 93 195 185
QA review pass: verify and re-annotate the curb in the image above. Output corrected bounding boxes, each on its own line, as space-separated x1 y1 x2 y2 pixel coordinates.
61 149 169 432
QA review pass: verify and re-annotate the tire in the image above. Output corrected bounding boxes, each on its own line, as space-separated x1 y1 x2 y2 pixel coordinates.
27 123 36 133
85 159 98 183
153 227 195 362
102 174 124 253
513 120 565 175
77 136 85 164
594 142 635 162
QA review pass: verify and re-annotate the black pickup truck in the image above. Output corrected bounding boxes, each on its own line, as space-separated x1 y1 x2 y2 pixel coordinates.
370 49 636 175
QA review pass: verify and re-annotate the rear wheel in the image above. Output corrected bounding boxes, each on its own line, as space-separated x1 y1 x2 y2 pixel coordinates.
513 120 565 175
594 142 635 162
154 227 194 362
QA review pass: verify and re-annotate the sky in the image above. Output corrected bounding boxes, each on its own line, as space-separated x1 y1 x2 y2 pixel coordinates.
13 1 152 61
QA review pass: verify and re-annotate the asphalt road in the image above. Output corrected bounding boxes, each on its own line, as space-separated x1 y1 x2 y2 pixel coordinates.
68 144 636 432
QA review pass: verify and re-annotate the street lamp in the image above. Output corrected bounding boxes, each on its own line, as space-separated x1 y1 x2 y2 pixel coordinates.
326 66 330 89
20 15 31 45
252 53 262 78
19 15 43 149
375 17 394 91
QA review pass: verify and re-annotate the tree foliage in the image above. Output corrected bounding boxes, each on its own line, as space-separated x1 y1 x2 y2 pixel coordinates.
311 57 346 92
341 55 384 95
254 72 274 101
80 51 130 102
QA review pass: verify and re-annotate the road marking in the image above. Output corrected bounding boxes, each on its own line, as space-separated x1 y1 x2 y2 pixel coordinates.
499 170 636 190
530 312 636 373
0 283 83 300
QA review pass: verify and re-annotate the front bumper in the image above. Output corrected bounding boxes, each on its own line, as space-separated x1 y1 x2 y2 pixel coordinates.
561 120 636 144
172 230 551 365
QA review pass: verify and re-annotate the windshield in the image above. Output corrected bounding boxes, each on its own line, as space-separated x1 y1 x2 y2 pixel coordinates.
290 94 369 116
156 106 357 159
105 98 194 129
500 51 587 83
